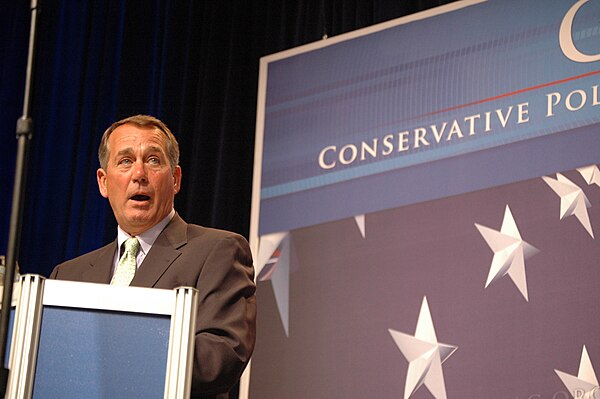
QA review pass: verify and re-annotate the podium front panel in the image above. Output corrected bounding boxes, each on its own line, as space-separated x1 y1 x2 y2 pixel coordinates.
3 308 15 368
31 280 176 399
1 283 21 368
32 306 170 399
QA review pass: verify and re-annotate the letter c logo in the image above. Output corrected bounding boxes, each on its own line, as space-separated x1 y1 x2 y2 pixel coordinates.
559 0 600 62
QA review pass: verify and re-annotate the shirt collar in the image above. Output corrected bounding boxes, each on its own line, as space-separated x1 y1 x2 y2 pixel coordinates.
117 209 176 255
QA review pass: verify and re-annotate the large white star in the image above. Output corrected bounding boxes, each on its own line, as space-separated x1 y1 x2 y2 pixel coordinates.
388 296 457 399
555 345 599 398
542 173 594 238
475 205 539 301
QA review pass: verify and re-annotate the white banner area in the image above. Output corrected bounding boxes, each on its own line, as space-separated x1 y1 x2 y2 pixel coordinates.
248 1 600 398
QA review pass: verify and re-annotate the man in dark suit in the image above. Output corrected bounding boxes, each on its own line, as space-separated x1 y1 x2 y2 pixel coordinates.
50 115 256 399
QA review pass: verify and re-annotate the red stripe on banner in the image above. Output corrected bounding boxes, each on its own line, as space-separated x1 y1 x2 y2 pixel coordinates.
423 69 600 117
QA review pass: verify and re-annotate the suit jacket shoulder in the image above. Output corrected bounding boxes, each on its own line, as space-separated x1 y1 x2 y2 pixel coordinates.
50 241 116 283
134 214 253 291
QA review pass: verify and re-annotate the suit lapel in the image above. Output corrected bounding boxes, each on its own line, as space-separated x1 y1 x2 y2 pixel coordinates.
130 213 188 288
84 241 117 284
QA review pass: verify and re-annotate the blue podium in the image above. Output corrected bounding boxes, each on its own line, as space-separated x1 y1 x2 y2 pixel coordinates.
5 275 197 399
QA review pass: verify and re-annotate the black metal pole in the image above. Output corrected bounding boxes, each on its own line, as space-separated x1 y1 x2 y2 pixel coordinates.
0 0 40 394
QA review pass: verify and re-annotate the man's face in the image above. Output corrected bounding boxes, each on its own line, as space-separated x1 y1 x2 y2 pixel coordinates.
97 123 182 236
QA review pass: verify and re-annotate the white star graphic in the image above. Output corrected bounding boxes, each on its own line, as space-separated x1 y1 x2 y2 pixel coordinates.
577 164 600 187
542 173 594 238
354 214 366 238
555 345 599 398
475 205 539 301
388 297 457 399
256 231 291 336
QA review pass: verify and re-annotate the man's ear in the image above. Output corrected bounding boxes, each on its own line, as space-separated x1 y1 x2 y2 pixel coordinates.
97 168 109 198
173 165 182 194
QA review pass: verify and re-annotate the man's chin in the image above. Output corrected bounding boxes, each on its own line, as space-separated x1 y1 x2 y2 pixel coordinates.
119 212 157 234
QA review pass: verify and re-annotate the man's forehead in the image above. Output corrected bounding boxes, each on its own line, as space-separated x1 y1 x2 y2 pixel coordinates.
114 144 165 155
109 124 167 150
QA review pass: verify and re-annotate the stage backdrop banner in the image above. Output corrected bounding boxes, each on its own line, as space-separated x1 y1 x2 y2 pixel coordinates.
248 0 600 398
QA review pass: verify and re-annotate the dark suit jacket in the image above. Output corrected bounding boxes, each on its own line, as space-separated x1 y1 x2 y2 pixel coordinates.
50 213 256 399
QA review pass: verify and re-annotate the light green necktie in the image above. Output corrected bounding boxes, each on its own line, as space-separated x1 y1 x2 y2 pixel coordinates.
111 237 140 286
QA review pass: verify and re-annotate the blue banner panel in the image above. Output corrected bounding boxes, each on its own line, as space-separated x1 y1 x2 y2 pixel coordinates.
258 0 600 235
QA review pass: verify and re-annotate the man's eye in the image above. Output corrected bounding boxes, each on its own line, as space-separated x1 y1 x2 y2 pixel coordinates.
148 157 160 165
118 158 133 166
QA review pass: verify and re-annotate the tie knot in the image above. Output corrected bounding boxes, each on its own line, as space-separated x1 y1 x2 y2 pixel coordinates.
124 237 140 256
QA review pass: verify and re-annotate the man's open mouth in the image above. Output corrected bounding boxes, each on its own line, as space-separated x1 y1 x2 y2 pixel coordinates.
130 194 151 201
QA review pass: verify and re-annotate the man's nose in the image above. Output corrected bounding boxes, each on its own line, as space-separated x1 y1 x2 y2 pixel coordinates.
132 161 148 182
